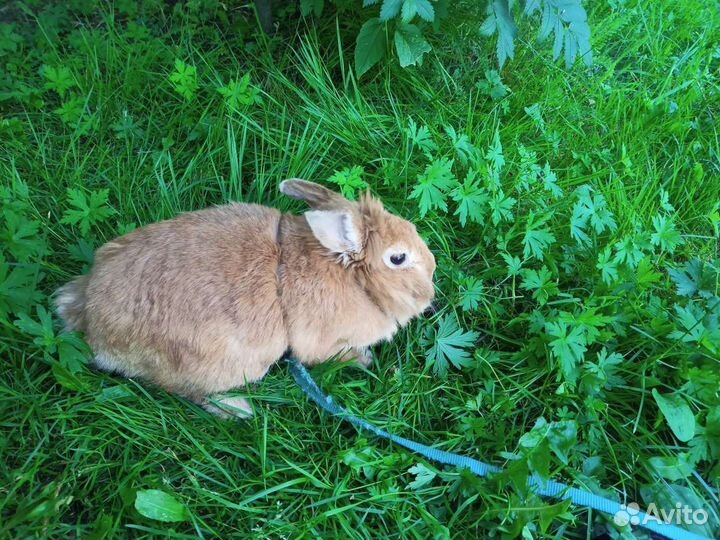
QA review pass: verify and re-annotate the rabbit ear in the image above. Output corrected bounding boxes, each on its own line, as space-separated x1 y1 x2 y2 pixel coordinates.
305 210 362 255
280 179 347 209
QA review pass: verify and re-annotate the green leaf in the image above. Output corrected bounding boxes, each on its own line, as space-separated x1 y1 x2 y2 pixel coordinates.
217 74 261 110
405 118 438 155
546 420 577 464
537 0 592 67
451 170 489 227
519 417 578 472
554 23 570 58
651 215 684 253
409 158 457 217
528 441 551 481
0 178 30 210
537 500 574 535
501 253 522 277
340 444 378 480
97 384 135 402
580 348 625 396
394 23 431 68
0 255 44 323
15 305 57 352
524 0 541 15
68 238 96 269
520 266 558 305
476 69 509 101
479 13 496 37
482 0 518 67
379 0 402 20
636 257 662 288
54 96 85 125
400 0 417 22
423 315 479 378
523 212 556 260
111 112 144 140
595 247 618 285
41 65 75 97
23 305 53 335
414 0 435 21
169 59 198 101
667 303 710 346
135 490 189 523
668 259 717 299
523 227 556 260
485 130 505 172
648 454 694 481
51 362 87 390
523 103 546 134
0 23 23 56
355 18 387 78
541 163 562 198
60 188 115 235
652 389 695 442
488 190 516 225
407 463 436 490
545 321 587 387
327 166 368 200
570 185 616 246
14 309 48 338
445 125 477 165
458 275 484 312
58 332 92 373
1 210 48 262
568 20 592 67
613 234 650 269
563 308 614 345
659 189 675 212
401 0 434 22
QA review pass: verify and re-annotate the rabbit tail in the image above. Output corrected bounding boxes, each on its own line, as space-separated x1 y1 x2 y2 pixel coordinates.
55 275 90 332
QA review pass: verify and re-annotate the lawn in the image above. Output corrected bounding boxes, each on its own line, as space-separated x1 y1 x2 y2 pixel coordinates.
1 0 719 538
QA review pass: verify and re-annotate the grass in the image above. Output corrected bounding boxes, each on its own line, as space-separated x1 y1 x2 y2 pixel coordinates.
1 0 719 538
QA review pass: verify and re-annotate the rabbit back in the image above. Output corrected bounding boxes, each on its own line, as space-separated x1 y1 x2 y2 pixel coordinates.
62 203 288 399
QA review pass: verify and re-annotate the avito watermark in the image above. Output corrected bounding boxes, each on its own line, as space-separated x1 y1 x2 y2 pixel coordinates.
614 502 708 527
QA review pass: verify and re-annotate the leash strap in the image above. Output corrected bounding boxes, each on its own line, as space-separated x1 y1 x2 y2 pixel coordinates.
288 359 710 540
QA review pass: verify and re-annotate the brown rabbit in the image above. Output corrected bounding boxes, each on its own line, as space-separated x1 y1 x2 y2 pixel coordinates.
55 180 436 417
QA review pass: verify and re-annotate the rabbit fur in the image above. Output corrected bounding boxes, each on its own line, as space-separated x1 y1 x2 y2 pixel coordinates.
55 180 436 416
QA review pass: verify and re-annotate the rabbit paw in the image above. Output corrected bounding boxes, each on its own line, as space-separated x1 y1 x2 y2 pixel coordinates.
353 347 374 368
204 396 253 419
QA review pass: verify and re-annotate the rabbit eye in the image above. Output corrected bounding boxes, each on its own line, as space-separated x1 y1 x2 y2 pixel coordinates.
390 253 406 266
383 247 414 270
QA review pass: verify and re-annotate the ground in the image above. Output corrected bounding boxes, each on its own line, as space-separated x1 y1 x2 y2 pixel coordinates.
1 1 719 539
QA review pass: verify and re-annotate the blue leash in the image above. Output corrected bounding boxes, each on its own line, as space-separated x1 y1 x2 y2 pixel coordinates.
288 358 711 540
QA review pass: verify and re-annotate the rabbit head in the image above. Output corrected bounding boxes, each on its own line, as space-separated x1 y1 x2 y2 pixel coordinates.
280 179 436 326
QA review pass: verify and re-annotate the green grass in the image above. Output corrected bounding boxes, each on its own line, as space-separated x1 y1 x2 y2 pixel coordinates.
1 1 719 538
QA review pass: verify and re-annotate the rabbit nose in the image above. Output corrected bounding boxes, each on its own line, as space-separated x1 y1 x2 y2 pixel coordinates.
423 302 438 317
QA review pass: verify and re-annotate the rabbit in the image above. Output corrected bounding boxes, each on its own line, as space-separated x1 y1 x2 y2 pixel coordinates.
55 179 436 417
